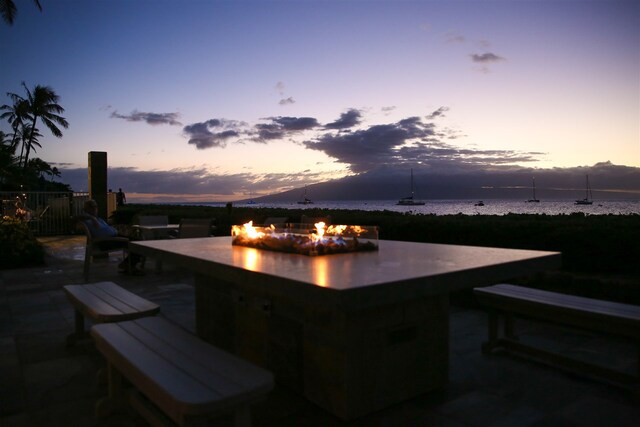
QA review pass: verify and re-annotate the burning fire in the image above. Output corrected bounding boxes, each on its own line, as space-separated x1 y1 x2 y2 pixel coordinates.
231 221 378 256
241 221 264 239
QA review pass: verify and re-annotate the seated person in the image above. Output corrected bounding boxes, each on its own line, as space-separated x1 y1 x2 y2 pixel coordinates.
79 199 143 274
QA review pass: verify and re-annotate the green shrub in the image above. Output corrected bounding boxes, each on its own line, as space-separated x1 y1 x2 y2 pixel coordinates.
0 216 45 269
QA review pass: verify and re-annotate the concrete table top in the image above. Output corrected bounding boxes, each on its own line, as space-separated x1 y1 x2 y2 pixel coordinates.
131 237 561 308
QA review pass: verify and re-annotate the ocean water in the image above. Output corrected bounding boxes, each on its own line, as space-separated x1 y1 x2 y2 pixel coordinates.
181 199 640 216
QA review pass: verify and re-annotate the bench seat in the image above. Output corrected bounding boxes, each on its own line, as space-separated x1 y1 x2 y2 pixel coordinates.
474 284 640 393
63 281 160 345
91 316 274 427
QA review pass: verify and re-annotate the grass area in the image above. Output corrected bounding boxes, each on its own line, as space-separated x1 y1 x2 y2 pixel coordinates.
112 204 640 303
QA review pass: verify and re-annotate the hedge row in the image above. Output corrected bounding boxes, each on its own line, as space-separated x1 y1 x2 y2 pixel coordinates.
112 205 640 277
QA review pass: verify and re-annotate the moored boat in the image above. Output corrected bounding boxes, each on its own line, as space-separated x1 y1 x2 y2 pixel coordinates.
575 175 593 205
397 169 425 206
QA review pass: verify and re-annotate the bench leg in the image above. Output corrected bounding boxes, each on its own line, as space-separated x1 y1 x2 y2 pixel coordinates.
84 251 91 282
504 313 516 340
66 310 86 347
96 362 126 418
482 310 499 354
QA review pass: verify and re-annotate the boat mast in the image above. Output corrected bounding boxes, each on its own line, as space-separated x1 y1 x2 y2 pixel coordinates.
532 177 536 200
410 169 415 198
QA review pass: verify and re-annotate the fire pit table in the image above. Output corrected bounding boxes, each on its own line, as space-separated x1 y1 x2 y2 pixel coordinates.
130 236 561 420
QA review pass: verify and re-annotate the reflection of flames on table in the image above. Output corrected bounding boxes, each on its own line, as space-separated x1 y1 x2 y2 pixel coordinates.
231 221 378 256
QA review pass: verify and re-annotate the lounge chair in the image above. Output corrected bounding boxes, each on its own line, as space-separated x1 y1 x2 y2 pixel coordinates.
76 220 129 282
176 218 216 238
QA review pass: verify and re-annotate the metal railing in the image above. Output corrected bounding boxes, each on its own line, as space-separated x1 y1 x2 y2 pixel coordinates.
1 191 93 236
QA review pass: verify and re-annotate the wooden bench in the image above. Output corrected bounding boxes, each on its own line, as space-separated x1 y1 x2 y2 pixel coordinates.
63 281 160 345
474 283 640 393
91 316 274 427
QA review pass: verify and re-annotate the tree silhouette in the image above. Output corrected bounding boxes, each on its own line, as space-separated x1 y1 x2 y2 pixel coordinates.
17 123 42 165
0 0 41 25
0 94 31 153
1 83 71 191
19 82 69 168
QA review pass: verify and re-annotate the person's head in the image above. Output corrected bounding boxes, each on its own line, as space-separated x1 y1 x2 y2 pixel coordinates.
84 199 98 214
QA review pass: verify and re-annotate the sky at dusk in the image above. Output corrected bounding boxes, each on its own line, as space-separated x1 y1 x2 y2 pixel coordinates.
1 0 639 202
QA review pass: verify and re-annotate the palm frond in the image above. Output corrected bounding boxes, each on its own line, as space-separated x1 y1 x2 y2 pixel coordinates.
0 0 17 25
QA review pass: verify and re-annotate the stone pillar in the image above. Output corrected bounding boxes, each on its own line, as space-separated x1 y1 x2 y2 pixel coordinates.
88 151 108 219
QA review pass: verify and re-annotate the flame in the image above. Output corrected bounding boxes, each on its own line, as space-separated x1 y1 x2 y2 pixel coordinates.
231 220 378 255
231 221 265 239
314 222 326 240
233 220 367 241
327 225 347 234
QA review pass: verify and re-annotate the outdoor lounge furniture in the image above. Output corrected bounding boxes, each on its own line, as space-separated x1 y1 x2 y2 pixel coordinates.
134 216 177 270
135 215 172 240
63 281 160 346
474 283 640 394
130 237 561 419
76 220 129 282
175 218 216 238
91 316 274 427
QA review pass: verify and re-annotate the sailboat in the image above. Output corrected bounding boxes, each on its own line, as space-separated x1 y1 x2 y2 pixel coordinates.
297 186 313 205
526 177 540 203
575 175 593 205
397 169 425 206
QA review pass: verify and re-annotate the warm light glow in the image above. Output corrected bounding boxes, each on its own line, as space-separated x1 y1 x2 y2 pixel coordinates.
312 221 326 242
230 221 379 256
232 247 260 271
243 248 259 271
312 256 329 287
232 221 265 240
327 225 347 234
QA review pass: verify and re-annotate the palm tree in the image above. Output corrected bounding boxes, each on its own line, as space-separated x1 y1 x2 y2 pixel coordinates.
26 157 51 179
0 130 19 187
0 130 10 149
18 123 41 165
19 82 69 168
50 166 61 182
0 94 31 152
1 0 41 25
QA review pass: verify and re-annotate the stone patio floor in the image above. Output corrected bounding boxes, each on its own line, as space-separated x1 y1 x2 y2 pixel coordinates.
1 235 638 426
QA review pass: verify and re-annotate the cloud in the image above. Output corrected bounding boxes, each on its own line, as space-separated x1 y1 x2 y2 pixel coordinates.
57 165 326 201
324 109 362 130
444 32 466 44
426 107 449 119
305 116 437 173
470 52 505 63
182 119 244 149
92 105 640 202
381 106 396 115
272 116 319 131
56 159 640 203
274 81 285 95
110 110 182 126
253 116 320 142
254 123 286 141
279 97 295 105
